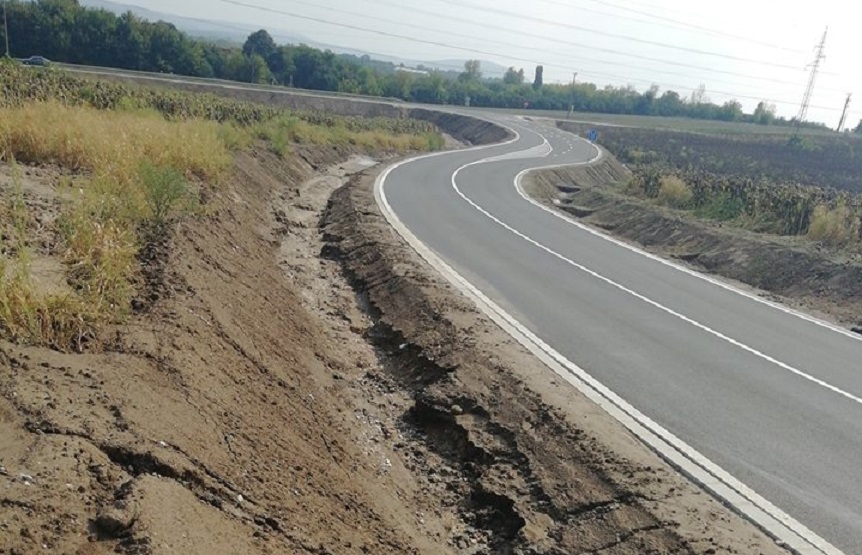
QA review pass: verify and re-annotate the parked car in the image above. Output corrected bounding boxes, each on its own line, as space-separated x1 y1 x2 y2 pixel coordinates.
21 56 50 66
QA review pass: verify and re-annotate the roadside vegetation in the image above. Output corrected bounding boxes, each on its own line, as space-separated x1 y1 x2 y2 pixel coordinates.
565 122 862 249
0 63 442 350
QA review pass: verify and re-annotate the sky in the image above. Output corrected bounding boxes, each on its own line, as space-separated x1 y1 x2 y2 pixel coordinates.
111 0 859 127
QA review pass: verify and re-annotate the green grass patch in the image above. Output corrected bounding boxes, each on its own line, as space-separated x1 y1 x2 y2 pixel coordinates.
694 191 746 221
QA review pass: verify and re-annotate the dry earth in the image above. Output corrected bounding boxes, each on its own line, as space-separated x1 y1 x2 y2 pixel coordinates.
1 136 790 555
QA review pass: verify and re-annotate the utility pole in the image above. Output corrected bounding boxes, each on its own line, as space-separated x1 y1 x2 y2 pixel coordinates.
3 1 10 59
568 72 578 119
837 93 852 132
794 27 828 135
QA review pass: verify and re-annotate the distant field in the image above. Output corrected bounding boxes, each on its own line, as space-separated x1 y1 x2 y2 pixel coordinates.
471 107 839 136
558 120 862 193
57 63 406 104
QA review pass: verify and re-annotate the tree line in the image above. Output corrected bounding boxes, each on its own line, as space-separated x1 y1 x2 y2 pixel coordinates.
0 0 849 130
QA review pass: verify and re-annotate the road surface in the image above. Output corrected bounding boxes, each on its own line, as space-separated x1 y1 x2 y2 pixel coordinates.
379 115 862 554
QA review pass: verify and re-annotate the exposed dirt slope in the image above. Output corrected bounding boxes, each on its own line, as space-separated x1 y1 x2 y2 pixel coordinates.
526 161 862 329
409 109 513 145
0 148 450 555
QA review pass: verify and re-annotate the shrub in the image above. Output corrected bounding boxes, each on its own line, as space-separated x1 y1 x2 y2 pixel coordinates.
695 191 746 221
807 201 860 246
139 162 194 225
656 175 693 208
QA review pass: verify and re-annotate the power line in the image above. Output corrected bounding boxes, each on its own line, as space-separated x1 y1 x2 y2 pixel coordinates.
564 0 804 54
360 0 827 91
429 0 808 71
215 0 844 112
286 0 811 98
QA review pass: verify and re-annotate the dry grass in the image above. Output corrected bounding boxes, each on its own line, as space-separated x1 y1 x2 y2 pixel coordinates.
252 115 443 157
0 102 231 183
0 98 441 351
807 202 861 246
0 104 227 350
0 165 97 349
656 175 694 208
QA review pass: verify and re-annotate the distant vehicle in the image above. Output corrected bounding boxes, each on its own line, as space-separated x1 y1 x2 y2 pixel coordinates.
21 56 51 66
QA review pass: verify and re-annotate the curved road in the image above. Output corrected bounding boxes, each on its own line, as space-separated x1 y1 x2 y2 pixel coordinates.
380 115 862 554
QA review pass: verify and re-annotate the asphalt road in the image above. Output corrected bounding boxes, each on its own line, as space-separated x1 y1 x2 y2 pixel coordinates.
381 115 862 554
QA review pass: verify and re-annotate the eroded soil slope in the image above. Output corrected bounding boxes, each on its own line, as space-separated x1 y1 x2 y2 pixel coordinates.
0 148 446 555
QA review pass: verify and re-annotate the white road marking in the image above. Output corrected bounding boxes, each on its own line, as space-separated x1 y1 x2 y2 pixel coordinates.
523 126 862 344
375 119 845 555
453 145 862 407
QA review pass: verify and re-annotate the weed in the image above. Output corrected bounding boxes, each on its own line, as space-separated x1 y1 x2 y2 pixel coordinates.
0 102 231 183
0 162 98 350
139 162 194 225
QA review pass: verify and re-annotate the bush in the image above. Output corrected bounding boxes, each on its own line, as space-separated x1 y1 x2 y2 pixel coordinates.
807 201 860 246
695 191 746 221
139 162 194 225
656 175 693 208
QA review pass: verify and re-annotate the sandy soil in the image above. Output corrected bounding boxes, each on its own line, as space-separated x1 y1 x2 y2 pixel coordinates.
1 141 789 555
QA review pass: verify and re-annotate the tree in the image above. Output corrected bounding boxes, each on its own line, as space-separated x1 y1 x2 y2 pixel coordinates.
412 72 448 104
459 59 481 82
655 90 683 116
634 84 659 115
532 65 543 90
690 83 708 104
246 53 271 84
382 70 415 100
753 101 776 125
242 29 277 62
503 66 524 86
718 99 743 122
854 120 862 134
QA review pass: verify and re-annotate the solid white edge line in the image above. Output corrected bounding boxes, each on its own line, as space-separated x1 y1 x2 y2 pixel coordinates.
454 152 862 408
374 120 843 555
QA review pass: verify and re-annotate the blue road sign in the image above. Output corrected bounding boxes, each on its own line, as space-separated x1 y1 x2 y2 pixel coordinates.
588 128 599 142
